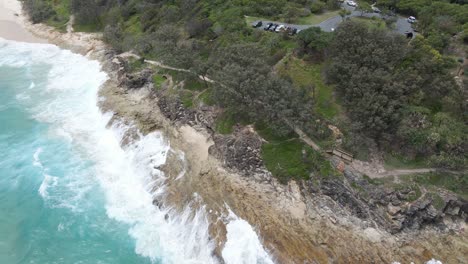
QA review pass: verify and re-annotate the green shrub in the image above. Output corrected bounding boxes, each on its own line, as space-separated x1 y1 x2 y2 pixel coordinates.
22 0 55 23
310 1 326 14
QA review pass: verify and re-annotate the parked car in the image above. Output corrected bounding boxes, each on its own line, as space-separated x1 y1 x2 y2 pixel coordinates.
275 24 285 32
372 6 381 13
252 21 263 28
269 23 279 32
288 28 298 36
346 0 357 7
407 16 416 23
263 22 273 30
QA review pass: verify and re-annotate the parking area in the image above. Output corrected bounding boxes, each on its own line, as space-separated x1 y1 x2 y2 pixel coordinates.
250 2 415 36
251 21 309 35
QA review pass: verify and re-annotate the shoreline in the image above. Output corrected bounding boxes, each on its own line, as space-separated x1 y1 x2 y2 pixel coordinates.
1 1 467 263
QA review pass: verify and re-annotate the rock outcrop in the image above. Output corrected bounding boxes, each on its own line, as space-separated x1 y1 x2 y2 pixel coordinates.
306 164 468 234
209 125 269 178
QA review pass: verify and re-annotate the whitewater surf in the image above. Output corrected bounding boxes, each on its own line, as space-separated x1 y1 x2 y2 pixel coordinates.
0 38 274 264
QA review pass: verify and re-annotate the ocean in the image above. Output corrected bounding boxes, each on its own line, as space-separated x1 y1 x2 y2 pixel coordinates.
0 38 274 264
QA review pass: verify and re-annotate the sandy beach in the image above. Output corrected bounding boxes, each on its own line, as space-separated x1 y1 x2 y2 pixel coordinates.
0 0 46 43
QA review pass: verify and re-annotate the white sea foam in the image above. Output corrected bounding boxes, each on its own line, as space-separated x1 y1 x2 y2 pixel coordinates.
0 38 274 263
15 92 30 101
222 209 275 264
426 260 443 264
392 259 443 264
38 173 59 198
33 147 60 199
33 147 43 168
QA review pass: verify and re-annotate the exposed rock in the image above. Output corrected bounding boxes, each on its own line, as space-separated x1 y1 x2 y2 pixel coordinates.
388 204 401 216
157 96 197 125
209 126 268 179
121 68 154 89
309 165 468 234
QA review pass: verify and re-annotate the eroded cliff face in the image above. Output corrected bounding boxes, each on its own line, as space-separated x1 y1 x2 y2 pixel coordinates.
97 53 467 264
17 4 468 262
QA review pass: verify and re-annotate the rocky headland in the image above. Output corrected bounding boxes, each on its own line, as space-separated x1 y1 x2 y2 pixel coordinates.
11 3 468 263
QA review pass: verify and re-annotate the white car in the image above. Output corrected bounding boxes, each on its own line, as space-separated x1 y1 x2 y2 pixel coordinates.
275 25 285 32
407 16 416 23
347 0 358 7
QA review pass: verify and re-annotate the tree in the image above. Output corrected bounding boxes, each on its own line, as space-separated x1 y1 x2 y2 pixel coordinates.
296 27 332 59
208 43 270 117
103 24 124 51
310 1 326 14
401 36 459 108
190 59 211 89
284 6 301 23
22 0 55 23
339 9 351 21
71 0 101 25
357 2 373 16
327 21 408 139
208 43 324 138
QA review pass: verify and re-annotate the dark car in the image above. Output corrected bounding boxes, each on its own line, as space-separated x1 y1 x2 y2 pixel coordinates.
269 23 279 32
252 21 263 28
264 22 273 30
288 28 298 36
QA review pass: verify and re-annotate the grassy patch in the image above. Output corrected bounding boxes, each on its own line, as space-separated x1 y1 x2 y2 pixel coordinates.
159 69 188 83
411 172 468 199
245 10 340 26
152 74 166 89
262 138 339 183
280 39 298 50
255 122 293 143
180 90 194 108
363 175 386 185
74 23 102 32
245 16 263 26
46 18 68 32
384 153 428 170
407 185 422 202
124 15 142 35
426 192 445 210
199 88 215 106
351 17 386 30
257 122 339 183
392 183 422 202
128 58 146 72
215 110 251 134
278 57 340 119
262 139 312 183
184 78 205 91
296 10 340 25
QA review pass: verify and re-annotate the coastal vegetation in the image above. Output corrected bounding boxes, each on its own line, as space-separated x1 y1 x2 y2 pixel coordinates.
21 0 467 181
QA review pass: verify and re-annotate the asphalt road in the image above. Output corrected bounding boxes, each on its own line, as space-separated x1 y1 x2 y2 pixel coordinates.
251 3 414 35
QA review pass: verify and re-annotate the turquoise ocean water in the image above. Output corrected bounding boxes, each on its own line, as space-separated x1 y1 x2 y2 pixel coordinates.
0 38 274 264
0 39 157 263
